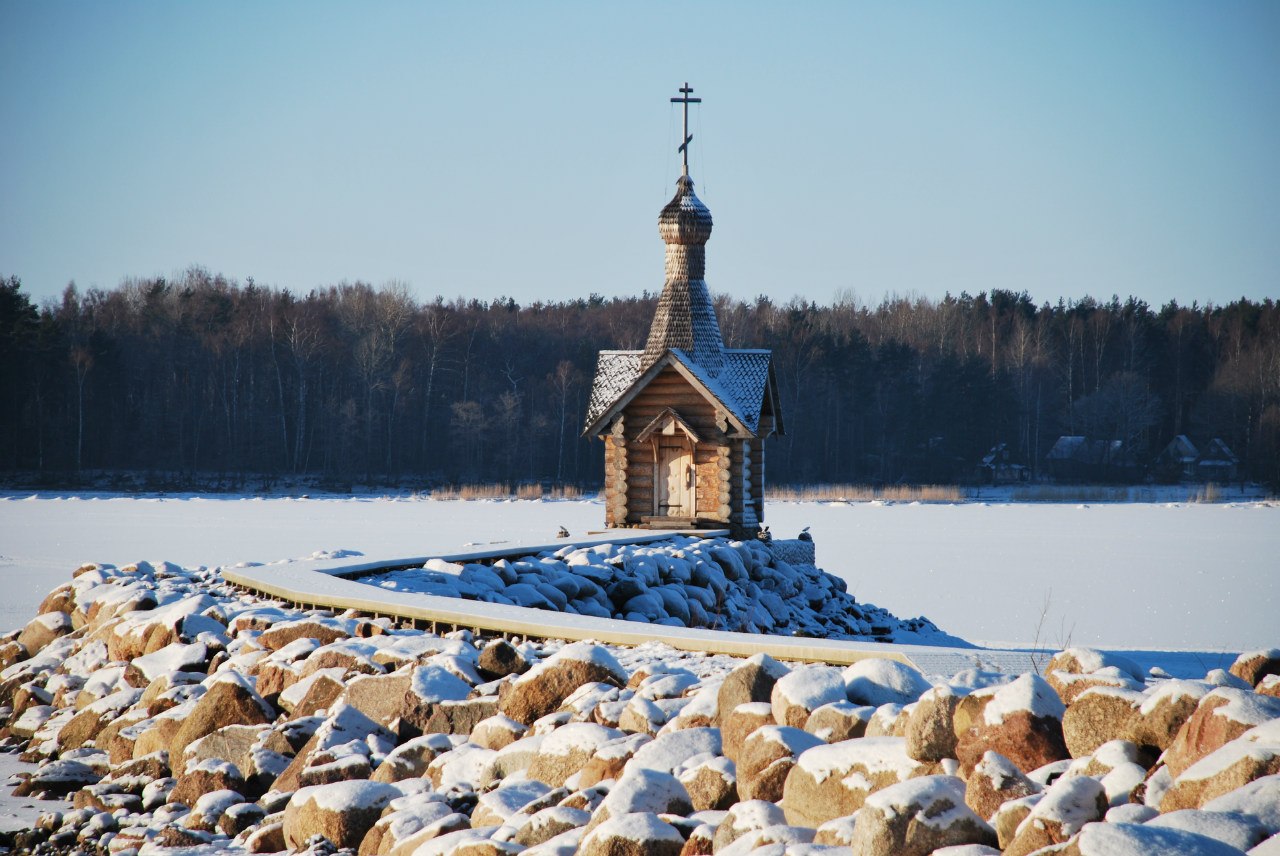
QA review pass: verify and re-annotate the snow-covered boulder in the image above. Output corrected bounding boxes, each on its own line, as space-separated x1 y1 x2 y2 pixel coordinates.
623 726 720 777
1163 689 1280 779
716 823 814 855
712 799 789 852
17 611 74 657
1049 667 1145 705
170 757 246 807
1061 685 1144 758
512 805 593 847
1058 821 1252 856
282 779 400 850
586 768 692 831
1132 679 1216 752
470 778 553 827
499 642 625 726
169 671 274 764
478 638 530 679
1001 774 1108 856
677 755 736 811
471 713 528 751
716 653 789 725
906 684 962 762
1230 649 1280 690
771 664 846 728
1147 809 1270 852
527 722 626 787
964 750 1042 822
578 733 651 787
782 736 925 828
1162 720 1280 811
721 701 774 764
805 700 875 742
578 811 684 856
399 663 476 734
956 673 1068 775
1046 648 1144 682
370 732 457 783
844 658 932 707
736 724 823 802
849 775 997 856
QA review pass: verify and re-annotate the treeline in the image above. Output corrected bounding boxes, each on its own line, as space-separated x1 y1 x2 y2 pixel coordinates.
1 270 1278 489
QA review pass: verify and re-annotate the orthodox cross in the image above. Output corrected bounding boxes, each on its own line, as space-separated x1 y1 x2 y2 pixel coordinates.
671 82 702 176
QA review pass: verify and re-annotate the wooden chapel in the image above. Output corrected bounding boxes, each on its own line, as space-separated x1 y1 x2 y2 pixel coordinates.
582 84 784 539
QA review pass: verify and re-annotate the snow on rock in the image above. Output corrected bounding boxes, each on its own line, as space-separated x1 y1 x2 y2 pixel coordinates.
579 811 684 856
782 736 924 828
1063 821 1253 856
772 664 847 728
1048 648 1145 682
964 750 1042 822
844 658 932 707
589 768 692 829
623 726 721 777
1202 774 1280 835
1004 774 1109 855
1147 809 1270 852
713 799 789 852
471 777 553 827
982 673 1066 726
850 774 998 856
738 724 824 802
1230 649 1280 689
527 722 625 787
1162 729 1280 812
364 535 949 642
1162 689 1280 779
957 673 1070 777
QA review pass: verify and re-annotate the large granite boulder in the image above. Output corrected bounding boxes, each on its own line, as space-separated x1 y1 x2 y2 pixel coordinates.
849 774 997 856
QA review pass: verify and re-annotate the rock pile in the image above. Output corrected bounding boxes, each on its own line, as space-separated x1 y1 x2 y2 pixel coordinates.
362 536 947 642
1 559 1279 856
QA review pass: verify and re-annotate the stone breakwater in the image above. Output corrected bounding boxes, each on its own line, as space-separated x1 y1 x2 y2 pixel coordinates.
360 536 943 642
0 559 1276 855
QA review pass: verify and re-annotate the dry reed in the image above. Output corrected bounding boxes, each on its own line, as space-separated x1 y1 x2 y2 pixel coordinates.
430 483 587 501
767 484 963 502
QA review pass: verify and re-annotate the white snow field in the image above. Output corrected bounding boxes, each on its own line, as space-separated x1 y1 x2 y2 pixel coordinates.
0 494 1274 665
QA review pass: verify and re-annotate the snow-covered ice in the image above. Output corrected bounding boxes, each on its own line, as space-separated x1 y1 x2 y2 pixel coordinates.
1 493 1276 664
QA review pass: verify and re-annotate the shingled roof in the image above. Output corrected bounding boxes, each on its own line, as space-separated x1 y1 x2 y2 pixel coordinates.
583 347 778 437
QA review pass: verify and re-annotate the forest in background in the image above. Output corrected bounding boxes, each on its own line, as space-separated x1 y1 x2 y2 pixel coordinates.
1 270 1278 490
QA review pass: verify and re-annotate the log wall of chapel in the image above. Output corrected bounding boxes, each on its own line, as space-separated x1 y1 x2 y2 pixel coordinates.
601 367 755 532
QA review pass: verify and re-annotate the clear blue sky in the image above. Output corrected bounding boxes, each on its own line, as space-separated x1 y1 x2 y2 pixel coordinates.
2 1 1277 310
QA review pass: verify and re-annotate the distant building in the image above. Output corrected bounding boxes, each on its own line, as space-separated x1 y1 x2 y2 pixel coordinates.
583 85 784 538
977 443 1029 485
1155 435 1238 483
1045 436 1137 483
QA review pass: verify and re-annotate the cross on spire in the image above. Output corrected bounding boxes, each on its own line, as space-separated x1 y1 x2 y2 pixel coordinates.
671 82 702 177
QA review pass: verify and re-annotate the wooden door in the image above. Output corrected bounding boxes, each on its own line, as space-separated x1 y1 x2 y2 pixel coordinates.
656 439 693 517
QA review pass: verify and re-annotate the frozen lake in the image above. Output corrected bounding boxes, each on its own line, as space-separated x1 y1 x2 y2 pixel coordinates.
0 494 1275 658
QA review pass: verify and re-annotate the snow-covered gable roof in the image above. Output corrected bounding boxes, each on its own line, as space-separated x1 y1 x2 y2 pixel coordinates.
584 351 642 430
1200 438 1238 465
583 347 779 438
1046 436 1087 461
1165 434 1200 464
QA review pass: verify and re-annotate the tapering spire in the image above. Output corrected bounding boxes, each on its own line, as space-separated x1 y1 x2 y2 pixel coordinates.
642 84 724 376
